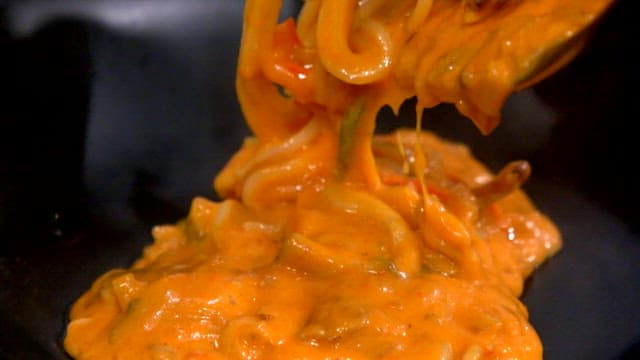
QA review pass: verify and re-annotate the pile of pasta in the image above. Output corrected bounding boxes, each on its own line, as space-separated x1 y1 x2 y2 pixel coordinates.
65 0 611 359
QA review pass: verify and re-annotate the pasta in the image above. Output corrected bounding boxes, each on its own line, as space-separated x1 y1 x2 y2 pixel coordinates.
64 0 612 359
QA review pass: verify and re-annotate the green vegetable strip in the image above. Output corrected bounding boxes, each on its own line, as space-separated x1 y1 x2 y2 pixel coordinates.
337 98 366 176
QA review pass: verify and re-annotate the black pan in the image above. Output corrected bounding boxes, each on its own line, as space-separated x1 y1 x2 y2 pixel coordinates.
1 1 638 359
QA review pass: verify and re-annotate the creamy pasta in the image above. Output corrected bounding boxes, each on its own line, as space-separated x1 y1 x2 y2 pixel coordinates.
64 0 612 359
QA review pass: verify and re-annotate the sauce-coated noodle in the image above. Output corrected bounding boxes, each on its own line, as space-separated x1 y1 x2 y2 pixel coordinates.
65 0 612 359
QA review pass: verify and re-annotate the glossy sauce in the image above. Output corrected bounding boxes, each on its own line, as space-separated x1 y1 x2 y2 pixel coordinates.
64 0 612 359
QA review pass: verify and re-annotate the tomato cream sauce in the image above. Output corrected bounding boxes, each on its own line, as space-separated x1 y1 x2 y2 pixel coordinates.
65 0 612 359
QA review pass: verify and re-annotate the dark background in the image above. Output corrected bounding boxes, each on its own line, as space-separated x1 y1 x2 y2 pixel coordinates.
1 1 638 359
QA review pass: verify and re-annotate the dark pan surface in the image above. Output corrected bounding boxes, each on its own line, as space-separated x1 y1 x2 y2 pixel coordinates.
1 1 638 359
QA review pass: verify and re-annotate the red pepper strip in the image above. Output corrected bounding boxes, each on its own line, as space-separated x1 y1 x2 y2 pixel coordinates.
378 170 450 199
263 18 314 103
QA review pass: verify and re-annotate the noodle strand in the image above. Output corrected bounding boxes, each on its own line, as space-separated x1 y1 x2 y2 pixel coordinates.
316 0 393 84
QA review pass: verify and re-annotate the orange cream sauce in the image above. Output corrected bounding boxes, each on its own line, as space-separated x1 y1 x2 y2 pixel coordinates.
65 0 611 359
65 129 560 359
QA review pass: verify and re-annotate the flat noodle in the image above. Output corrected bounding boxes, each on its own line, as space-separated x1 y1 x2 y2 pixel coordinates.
407 0 434 33
65 0 612 359
316 0 393 84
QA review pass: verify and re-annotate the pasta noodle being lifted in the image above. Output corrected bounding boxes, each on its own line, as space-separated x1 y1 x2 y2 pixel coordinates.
64 0 613 359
